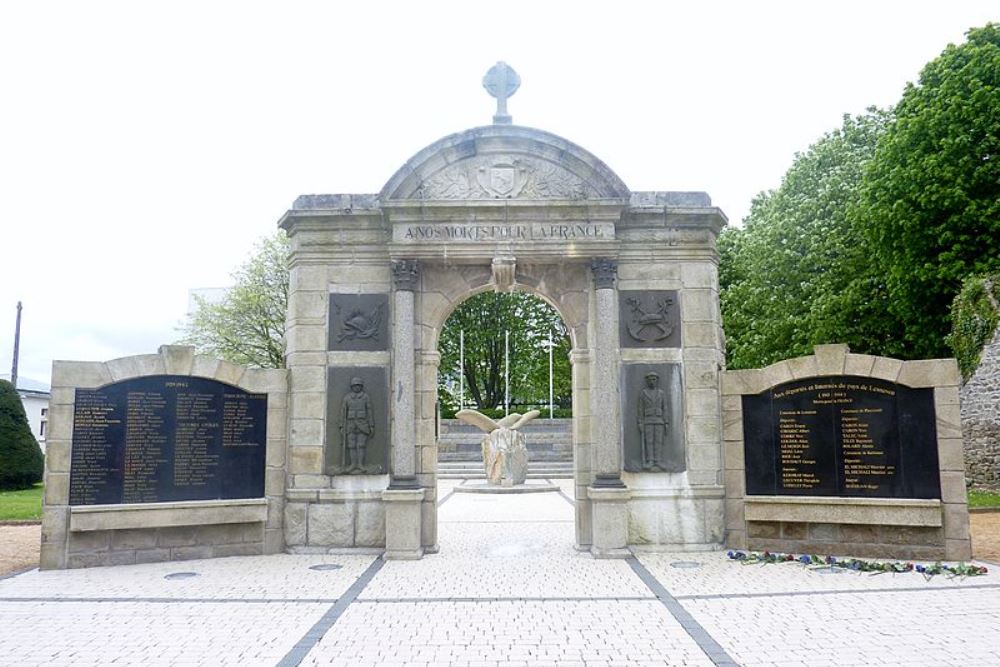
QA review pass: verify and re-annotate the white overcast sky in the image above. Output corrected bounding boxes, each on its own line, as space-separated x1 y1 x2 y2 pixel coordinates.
1 1 996 385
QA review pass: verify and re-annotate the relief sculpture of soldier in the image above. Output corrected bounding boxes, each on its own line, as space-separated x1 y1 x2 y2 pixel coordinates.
637 372 668 471
340 377 374 473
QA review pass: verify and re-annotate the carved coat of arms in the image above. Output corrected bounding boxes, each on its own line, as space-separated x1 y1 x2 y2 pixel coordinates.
334 303 384 342
625 296 675 343
476 161 526 198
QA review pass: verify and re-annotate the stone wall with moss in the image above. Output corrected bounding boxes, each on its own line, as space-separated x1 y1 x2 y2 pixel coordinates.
961 325 1000 489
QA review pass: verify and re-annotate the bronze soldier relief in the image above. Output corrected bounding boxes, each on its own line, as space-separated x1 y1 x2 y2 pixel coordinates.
340 377 375 473
637 372 668 471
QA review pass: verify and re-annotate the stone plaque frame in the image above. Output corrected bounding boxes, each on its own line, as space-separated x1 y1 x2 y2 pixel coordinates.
619 290 681 348
721 344 972 561
328 294 390 352
326 366 389 475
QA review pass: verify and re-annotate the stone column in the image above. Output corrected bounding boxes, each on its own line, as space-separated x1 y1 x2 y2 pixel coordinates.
382 259 424 559
587 257 631 558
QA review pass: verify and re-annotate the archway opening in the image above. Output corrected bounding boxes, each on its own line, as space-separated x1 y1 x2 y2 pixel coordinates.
434 290 577 551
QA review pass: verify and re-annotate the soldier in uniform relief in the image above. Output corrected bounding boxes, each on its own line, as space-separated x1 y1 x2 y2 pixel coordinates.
638 372 668 471
340 377 374 473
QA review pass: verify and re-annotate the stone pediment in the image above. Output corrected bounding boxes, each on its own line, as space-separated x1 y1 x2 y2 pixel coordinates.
418 154 595 200
380 125 630 202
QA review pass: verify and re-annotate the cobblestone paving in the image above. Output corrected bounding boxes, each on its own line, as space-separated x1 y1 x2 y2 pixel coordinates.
0 486 998 666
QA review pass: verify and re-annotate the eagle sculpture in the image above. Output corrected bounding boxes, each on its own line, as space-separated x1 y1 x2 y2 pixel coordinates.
455 409 540 485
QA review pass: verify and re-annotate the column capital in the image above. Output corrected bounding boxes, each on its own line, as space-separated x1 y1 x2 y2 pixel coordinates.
392 259 420 291
590 258 617 289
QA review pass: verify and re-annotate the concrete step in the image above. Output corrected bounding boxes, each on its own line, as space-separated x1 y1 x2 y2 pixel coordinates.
437 460 574 479
438 471 574 479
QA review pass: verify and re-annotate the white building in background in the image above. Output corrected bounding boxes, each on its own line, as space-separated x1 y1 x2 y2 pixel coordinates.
1 374 50 454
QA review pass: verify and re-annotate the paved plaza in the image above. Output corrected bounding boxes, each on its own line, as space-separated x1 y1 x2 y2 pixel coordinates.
1 480 998 666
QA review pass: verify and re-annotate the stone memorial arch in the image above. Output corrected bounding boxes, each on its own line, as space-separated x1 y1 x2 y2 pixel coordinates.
39 66 970 570
279 75 729 559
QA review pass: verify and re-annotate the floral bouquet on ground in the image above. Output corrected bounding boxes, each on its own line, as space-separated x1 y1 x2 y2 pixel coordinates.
726 550 988 579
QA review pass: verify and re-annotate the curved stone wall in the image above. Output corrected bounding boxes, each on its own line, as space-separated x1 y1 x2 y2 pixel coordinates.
41 345 287 569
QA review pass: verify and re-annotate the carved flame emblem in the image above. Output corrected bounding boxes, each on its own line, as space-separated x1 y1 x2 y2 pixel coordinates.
334 303 384 342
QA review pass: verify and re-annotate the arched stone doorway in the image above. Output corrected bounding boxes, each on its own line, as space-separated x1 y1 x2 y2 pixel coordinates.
279 123 727 560
419 265 590 551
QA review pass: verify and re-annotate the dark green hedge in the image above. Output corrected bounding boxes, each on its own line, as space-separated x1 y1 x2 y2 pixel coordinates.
0 380 44 490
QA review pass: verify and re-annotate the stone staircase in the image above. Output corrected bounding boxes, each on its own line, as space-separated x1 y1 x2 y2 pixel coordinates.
437 418 574 479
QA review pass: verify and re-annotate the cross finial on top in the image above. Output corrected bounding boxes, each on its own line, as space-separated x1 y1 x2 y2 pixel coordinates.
483 61 520 125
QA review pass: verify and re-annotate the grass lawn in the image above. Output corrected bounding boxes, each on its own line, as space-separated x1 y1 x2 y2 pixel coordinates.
968 489 1000 509
0 483 43 521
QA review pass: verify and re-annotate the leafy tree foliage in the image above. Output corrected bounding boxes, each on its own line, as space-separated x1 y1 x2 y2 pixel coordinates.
859 24 1000 358
0 380 44 490
720 110 905 369
438 292 570 413
947 274 1000 379
180 233 288 368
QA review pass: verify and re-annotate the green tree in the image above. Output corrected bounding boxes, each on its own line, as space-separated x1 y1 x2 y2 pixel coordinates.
720 109 904 369
0 380 44 490
180 232 288 368
438 292 570 412
859 24 1000 358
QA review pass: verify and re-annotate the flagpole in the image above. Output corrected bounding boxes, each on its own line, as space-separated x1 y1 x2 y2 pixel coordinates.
459 329 464 411
504 329 510 415
548 329 553 420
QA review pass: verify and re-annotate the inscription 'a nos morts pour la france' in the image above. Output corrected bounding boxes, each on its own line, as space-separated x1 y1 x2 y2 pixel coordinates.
394 222 614 243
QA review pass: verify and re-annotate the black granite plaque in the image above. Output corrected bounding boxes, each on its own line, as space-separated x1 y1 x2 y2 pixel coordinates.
326 367 389 474
328 294 389 352
619 291 681 348
621 363 686 473
68 375 267 506
743 376 940 499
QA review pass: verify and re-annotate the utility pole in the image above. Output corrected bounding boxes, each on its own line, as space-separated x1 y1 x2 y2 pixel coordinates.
11 301 22 390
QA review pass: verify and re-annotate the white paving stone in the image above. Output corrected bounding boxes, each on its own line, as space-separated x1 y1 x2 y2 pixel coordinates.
0 553 375 600
362 484 649 600
1 487 998 665
686 587 1000 667
0 600 328 666
301 600 713 667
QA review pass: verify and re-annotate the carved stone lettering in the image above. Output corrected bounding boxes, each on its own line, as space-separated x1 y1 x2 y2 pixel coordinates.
393 222 615 244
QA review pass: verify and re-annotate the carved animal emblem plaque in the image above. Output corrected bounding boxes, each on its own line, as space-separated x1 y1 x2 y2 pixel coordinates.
619 290 681 348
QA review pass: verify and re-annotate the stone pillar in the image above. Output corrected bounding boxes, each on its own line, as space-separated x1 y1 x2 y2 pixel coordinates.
588 258 630 558
382 259 424 559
